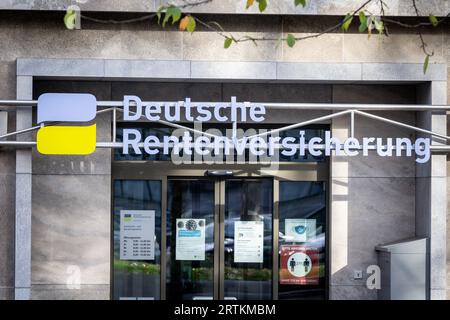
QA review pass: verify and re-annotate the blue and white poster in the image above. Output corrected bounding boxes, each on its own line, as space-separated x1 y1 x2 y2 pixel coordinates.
176 218 206 261
285 219 316 242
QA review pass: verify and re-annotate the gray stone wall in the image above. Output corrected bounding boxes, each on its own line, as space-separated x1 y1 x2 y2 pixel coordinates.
0 139 15 300
29 81 112 299
331 86 417 299
0 0 448 16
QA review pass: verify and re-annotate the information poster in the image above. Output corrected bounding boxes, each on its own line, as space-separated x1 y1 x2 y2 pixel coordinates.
234 221 264 263
176 218 206 261
279 245 319 285
120 210 155 260
285 219 316 242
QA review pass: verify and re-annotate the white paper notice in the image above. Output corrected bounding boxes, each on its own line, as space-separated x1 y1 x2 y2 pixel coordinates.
285 219 316 242
176 218 206 261
120 210 155 260
234 221 264 263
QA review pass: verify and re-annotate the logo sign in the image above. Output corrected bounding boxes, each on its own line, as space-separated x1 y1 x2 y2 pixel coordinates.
280 245 319 285
36 93 97 155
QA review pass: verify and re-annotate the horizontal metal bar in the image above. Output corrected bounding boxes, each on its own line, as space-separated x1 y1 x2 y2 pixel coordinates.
430 145 450 152
0 100 38 106
0 141 37 146
0 140 447 151
1 99 449 111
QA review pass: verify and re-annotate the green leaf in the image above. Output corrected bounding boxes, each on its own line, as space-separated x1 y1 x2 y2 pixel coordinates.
224 37 233 49
358 23 368 33
429 15 438 27
169 7 182 24
295 0 306 7
358 12 368 33
358 11 367 24
423 55 430 74
187 16 196 33
162 6 182 27
156 6 164 25
286 34 296 48
341 14 353 31
162 11 170 27
64 9 77 30
257 0 267 12
373 18 384 34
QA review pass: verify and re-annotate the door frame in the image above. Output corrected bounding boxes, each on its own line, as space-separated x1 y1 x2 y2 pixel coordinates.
112 161 329 300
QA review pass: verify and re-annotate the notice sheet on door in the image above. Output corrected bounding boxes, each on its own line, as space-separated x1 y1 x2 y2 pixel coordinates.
176 218 206 261
120 210 155 260
234 221 264 263
285 219 316 242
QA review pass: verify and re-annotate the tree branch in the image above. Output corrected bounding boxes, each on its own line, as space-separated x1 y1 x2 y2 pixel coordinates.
75 0 448 62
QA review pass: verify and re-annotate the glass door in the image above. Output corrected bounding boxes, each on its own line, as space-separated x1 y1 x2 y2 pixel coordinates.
221 178 273 300
165 177 273 300
166 178 218 300
277 181 327 300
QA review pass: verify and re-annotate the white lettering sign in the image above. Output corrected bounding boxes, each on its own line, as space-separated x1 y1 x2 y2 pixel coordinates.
120 96 431 163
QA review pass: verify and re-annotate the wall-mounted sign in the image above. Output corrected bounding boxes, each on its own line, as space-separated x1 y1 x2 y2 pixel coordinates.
36 93 97 155
176 218 206 261
280 245 319 285
234 221 264 263
120 210 155 260
33 93 432 163
285 219 316 242
121 95 431 163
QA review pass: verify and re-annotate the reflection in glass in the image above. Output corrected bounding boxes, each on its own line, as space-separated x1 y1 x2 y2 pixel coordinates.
114 125 326 163
166 180 215 300
113 180 162 300
224 179 273 300
278 181 326 300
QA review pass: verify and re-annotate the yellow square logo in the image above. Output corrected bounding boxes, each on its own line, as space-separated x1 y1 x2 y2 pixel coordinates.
36 93 97 155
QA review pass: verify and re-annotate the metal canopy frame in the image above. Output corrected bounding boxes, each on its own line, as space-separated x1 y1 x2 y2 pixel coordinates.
1 100 450 151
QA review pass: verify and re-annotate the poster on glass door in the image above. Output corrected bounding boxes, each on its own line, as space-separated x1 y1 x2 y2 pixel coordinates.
234 221 264 263
279 245 319 285
120 210 155 260
285 219 316 242
176 218 206 261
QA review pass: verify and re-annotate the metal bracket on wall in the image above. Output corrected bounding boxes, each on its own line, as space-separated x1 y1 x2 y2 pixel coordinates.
0 111 7 136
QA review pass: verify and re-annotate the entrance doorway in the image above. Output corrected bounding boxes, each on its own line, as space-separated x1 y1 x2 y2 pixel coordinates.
113 163 328 300
166 177 273 300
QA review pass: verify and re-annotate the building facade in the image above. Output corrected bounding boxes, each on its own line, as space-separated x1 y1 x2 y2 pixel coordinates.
0 0 449 300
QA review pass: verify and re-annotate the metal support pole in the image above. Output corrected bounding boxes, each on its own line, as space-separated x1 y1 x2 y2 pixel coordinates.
112 107 117 143
350 111 355 138
354 110 450 141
